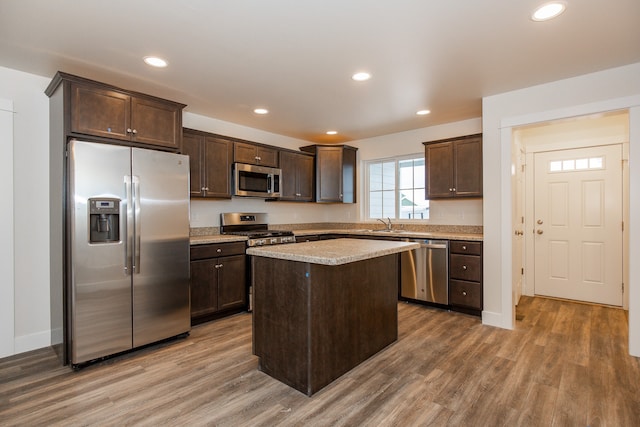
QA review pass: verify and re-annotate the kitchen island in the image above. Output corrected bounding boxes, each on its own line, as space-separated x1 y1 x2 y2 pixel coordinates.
247 238 419 396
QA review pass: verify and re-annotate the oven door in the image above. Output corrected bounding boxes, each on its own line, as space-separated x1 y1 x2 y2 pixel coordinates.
233 163 281 198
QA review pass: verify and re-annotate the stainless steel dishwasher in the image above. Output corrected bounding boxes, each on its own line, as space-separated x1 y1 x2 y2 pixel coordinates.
400 239 449 305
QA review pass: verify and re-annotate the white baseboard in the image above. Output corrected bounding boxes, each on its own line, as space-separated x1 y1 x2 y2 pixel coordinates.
482 310 512 330
14 329 51 354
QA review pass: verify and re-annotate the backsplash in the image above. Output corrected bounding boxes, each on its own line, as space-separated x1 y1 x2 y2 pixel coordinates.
191 223 482 236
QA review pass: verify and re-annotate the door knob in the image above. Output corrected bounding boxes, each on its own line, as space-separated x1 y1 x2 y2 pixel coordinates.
536 229 544 235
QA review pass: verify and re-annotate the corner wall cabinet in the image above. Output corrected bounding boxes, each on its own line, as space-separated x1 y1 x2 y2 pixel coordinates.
234 141 279 167
423 134 482 199
449 240 483 315
300 144 357 203
278 150 315 202
46 72 185 150
182 128 233 198
190 242 247 325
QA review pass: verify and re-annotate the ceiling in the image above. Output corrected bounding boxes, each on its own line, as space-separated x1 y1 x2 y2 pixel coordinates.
1 0 639 143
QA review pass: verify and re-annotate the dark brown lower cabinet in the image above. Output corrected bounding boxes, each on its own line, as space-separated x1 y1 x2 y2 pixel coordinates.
449 240 483 316
190 242 247 324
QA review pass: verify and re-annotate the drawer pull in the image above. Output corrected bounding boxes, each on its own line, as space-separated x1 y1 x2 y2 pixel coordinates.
462 245 467 250
216 248 222 253
462 291 467 296
462 265 467 270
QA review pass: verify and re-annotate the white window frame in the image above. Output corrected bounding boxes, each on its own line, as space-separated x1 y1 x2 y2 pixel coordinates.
364 153 429 221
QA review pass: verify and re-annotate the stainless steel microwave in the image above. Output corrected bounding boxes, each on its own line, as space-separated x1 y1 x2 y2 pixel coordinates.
233 163 281 198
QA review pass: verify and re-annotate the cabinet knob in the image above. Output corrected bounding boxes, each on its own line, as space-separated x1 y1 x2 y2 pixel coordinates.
449 188 453 192
127 128 132 133
205 187 210 191
132 129 137 134
216 248 222 253
462 265 467 270
296 193 301 197
462 291 467 296
462 245 467 250
218 263 223 268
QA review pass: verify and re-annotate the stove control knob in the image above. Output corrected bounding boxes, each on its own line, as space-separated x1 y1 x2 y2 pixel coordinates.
270 238 279 244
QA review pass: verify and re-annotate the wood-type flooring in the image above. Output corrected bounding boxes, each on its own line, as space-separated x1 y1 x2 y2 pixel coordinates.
1 296 639 426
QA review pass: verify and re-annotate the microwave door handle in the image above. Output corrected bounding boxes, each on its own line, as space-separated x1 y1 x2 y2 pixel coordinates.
267 175 272 192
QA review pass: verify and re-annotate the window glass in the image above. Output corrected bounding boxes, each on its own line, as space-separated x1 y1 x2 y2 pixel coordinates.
366 155 429 220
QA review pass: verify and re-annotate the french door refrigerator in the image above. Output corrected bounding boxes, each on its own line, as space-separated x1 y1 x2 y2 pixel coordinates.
67 140 190 366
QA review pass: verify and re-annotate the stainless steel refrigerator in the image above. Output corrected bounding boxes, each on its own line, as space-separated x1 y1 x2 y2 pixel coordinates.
67 140 190 366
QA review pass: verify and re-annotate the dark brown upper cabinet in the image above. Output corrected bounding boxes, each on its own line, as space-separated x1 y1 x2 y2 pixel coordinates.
45 72 185 150
182 129 233 199
300 145 357 203
234 141 278 167
423 134 482 199
279 150 314 202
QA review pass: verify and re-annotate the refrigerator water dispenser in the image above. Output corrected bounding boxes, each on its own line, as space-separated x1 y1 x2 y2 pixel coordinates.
88 198 120 243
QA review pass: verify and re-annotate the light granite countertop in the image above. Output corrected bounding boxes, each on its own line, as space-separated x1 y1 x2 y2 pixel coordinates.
293 229 483 241
190 229 482 245
190 235 248 245
246 238 420 266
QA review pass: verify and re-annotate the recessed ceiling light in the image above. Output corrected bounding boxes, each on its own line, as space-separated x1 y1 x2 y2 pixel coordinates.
416 110 431 116
352 72 371 82
326 130 338 135
143 56 168 68
254 108 269 115
531 2 566 21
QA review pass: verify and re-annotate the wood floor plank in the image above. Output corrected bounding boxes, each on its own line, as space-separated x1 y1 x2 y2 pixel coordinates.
1 296 638 426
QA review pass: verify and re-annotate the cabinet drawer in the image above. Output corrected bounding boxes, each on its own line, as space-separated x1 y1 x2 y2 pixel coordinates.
449 280 482 310
190 241 246 260
449 254 481 282
450 240 482 255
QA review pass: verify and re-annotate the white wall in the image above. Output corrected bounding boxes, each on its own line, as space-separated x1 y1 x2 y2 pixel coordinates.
0 98 15 358
482 62 640 357
0 66 51 355
185 113 484 228
184 112 358 227
351 118 483 225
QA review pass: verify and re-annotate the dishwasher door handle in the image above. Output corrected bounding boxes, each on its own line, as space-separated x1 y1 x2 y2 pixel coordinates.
422 242 448 250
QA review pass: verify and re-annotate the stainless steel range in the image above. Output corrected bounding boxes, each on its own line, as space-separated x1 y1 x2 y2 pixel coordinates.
220 213 296 246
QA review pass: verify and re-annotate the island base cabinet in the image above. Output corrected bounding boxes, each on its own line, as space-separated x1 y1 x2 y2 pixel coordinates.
252 255 398 396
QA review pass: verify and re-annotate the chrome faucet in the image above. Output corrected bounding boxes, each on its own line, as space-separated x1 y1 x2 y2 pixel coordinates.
377 217 392 231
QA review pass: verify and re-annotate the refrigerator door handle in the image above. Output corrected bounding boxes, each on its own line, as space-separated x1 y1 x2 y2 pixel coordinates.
132 175 141 274
124 175 133 275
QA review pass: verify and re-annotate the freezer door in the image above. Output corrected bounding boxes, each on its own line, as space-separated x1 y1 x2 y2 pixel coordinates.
131 148 190 347
68 141 133 364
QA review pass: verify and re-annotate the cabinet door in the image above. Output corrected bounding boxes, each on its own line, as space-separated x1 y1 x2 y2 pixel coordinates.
217 254 247 310
453 137 483 197
234 141 258 164
316 147 343 202
297 153 315 201
190 259 218 318
279 151 299 200
341 147 356 203
70 83 131 141
182 131 205 197
203 136 233 198
256 146 279 167
130 96 182 149
425 142 454 198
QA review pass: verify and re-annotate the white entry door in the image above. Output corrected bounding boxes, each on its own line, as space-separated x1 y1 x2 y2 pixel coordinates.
534 145 622 306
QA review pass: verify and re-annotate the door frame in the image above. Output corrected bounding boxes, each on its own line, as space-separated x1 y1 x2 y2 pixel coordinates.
0 99 14 358
521 134 629 310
